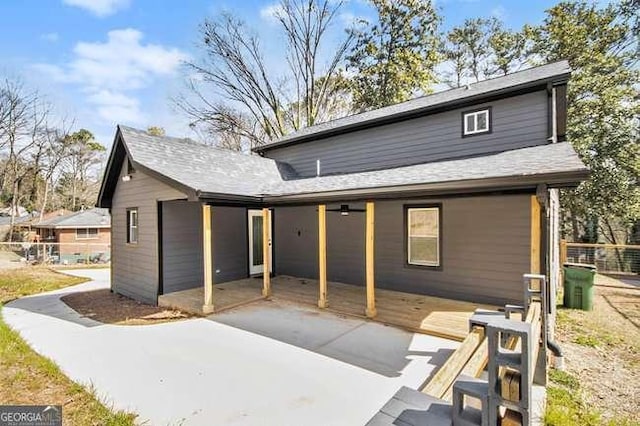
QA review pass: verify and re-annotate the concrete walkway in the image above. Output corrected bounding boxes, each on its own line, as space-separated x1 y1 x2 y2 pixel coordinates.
3 270 459 426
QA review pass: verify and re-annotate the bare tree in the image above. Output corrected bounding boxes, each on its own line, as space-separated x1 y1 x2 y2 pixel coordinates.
0 80 52 241
36 123 74 219
56 129 106 211
178 0 353 150
275 0 354 128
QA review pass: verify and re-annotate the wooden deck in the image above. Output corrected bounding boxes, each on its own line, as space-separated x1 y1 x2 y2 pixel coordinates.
158 275 497 341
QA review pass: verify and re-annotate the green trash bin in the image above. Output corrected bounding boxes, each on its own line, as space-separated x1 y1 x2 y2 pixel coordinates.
563 262 596 310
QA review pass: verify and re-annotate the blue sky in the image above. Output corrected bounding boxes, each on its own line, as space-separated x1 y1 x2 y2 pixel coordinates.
0 0 562 147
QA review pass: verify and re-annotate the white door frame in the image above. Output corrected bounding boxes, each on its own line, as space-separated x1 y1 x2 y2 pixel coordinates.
248 209 272 275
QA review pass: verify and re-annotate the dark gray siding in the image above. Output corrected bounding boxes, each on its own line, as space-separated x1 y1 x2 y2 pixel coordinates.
161 203 247 294
162 200 203 294
375 195 531 304
274 206 318 278
212 206 248 283
111 157 187 304
272 195 531 305
265 91 548 177
327 204 365 285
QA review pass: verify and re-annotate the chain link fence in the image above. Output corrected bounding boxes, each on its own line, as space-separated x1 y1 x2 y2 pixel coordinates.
561 241 640 276
0 242 110 267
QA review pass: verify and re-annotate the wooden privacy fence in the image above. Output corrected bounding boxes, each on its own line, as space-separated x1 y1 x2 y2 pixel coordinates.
0 242 111 265
560 240 640 276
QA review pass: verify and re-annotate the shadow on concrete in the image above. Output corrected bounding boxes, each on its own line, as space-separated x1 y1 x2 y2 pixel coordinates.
5 291 103 328
209 299 456 378
366 386 453 425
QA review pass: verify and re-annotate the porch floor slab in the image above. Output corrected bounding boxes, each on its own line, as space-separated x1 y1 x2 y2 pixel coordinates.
159 276 497 341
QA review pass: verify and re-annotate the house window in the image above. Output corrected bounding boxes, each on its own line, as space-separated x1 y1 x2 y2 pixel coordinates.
76 228 99 240
127 208 138 244
463 108 491 136
407 206 440 267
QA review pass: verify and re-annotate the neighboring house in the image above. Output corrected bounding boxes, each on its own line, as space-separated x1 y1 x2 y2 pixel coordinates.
32 208 111 264
97 61 588 313
16 209 72 242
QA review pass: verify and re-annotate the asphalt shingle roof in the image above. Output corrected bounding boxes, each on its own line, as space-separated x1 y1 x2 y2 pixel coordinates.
119 126 587 200
265 142 587 197
255 60 571 151
34 208 111 228
121 126 293 197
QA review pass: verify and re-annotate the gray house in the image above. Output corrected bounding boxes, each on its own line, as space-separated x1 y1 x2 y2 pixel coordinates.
97 61 588 323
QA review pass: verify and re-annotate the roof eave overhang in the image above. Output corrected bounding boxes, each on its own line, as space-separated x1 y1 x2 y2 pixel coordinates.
97 126 198 208
196 191 264 206
262 169 589 205
254 73 571 153
33 224 111 229
96 127 125 209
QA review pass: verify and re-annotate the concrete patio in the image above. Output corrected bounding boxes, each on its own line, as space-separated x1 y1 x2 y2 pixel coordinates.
3 269 460 426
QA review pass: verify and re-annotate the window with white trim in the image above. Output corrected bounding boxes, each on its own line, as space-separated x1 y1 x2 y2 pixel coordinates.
407 207 440 267
463 108 490 136
127 208 138 244
76 228 99 240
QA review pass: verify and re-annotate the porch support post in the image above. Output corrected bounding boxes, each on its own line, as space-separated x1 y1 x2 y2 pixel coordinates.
202 204 214 314
262 208 272 298
365 201 377 318
531 195 541 274
318 204 328 308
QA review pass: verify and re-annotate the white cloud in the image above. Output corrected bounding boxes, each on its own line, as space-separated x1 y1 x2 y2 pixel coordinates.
41 32 59 42
62 0 130 17
491 5 507 20
87 90 146 124
64 29 188 90
33 29 187 125
260 3 284 22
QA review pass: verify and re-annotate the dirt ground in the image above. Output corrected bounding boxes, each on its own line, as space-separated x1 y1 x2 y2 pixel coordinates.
61 289 192 325
555 274 640 422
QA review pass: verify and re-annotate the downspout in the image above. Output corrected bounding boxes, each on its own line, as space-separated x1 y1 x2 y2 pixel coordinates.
537 184 564 370
547 340 564 370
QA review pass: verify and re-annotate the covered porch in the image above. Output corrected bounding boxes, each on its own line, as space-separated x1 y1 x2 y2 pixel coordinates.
158 275 496 341
158 193 543 341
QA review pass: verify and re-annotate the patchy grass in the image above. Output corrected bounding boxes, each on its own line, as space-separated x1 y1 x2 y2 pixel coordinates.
545 370 601 426
546 275 640 425
0 268 136 425
0 267 87 304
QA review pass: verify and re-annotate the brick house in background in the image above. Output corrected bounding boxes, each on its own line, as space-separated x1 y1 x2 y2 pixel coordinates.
32 208 111 264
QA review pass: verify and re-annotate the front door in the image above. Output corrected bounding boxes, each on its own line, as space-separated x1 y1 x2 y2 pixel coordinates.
248 210 272 275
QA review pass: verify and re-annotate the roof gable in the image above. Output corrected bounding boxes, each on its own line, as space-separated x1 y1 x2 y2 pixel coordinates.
97 129 127 208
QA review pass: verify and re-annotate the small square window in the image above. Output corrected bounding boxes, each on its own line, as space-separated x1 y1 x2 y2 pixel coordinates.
127 208 138 244
463 108 491 136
